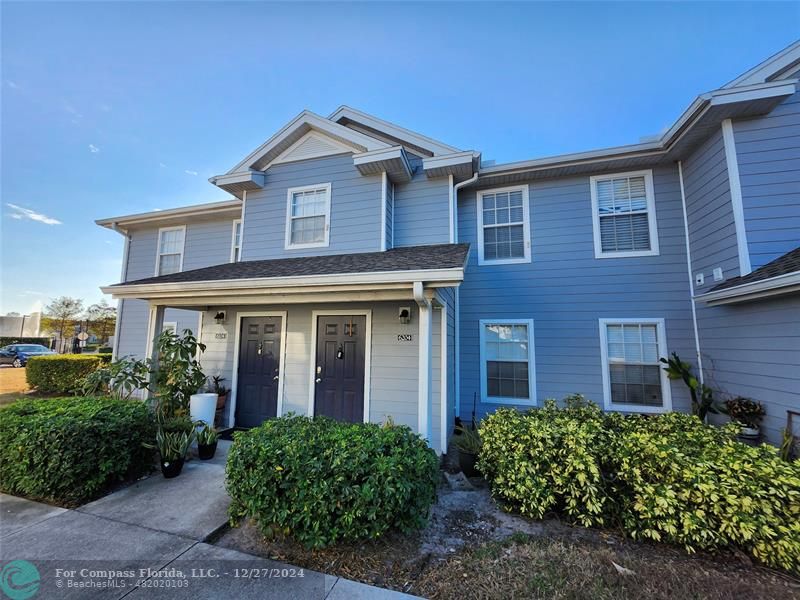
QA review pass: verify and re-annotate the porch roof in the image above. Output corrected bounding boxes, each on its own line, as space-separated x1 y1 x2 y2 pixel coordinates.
101 243 469 305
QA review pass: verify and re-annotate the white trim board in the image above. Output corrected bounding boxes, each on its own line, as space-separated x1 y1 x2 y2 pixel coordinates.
380 171 388 251
230 218 242 263
598 318 672 414
228 311 288 428
590 169 660 259
439 303 448 454
478 318 537 406
285 182 332 250
306 309 373 424
721 119 752 276
476 184 532 266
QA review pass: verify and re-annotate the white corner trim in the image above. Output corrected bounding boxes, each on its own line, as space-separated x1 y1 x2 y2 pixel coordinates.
476 184 532 266
229 311 288 427
590 169 660 259
721 119 752 276
284 182 332 250
478 318 536 406
306 309 372 423
380 172 388 251
414 282 433 443
439 303 448 454
230 219 242 263
239 190 247 260
598 318 672 414
448 174 455 243
155 225 186 276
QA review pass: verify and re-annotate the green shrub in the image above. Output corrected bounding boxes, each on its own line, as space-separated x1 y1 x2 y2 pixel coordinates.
98 346 113 354
26 354 103 394
226 415 439 548
97 352 113 364
0 397 156 505
479 401 800 574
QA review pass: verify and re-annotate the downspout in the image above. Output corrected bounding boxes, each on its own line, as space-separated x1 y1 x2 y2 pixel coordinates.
413 281 433 445
110 223 131 360
678 161 704 385
451 172 478 417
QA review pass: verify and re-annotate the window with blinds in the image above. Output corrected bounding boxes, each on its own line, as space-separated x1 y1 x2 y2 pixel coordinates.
480 320 536 405
156 227 185 276
478 186 530 264
600 319 670 412
285 183 331 249
591 171 658 258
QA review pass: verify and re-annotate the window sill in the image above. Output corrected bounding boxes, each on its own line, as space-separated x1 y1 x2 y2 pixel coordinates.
594 249 659 259
285 241 330 250
483 396 537 406
605 403 668 414
478 257 531 266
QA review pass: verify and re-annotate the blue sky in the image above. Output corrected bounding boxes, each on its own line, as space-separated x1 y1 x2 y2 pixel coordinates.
1 1 798 315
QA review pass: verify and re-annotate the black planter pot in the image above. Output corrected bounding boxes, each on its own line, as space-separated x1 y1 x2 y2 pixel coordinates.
197 441 218 460
458 450 479 477
160 458 185 479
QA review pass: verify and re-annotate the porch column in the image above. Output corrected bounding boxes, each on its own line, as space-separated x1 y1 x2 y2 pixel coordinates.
414 282 433 445
145 304 165 395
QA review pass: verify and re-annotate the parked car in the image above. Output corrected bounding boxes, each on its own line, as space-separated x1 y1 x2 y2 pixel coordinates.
0 344 56 368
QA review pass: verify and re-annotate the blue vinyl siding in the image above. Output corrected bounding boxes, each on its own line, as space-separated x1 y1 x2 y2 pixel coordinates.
242 154 382 259
734 89 800 270
456 165 695 420
393 156 450 246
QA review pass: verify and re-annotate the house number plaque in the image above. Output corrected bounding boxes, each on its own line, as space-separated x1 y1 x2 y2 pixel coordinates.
397 334 413 342
215 333 227 339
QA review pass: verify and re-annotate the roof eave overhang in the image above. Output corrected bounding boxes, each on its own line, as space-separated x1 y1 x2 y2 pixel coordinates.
422 151 481 179
101 267 466 301
95 199 242 231
353 146 413 183
474 79 797 186
208 171 266 199
697 271 800 306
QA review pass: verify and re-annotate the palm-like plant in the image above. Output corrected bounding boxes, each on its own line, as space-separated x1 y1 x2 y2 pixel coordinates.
660 352 719 421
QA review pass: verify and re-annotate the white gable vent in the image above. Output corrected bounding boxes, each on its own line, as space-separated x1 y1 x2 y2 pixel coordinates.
271 131 357 166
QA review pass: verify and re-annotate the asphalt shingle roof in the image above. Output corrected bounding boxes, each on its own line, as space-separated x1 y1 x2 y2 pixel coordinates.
710 246 800 292
114 243 470 287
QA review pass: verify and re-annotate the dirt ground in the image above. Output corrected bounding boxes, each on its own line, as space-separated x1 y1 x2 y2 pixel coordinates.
213 481 800 599
0 366 28 405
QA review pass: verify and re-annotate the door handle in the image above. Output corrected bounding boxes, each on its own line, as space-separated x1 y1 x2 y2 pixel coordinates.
273 375 279 381
315 365 322 384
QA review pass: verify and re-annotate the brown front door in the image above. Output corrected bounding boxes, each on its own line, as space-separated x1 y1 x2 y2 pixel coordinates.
314 315 366 422
235 316 282 428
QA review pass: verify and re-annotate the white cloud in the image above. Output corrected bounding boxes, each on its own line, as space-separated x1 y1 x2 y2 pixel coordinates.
20 290 46 297
6 203 62 225
159 162 168 168
153 208 163 212
6 80 19 89
185 169 198 176
89 144 100 153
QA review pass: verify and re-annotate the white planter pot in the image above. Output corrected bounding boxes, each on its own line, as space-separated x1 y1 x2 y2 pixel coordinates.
740 426 760 437
190 393 218 428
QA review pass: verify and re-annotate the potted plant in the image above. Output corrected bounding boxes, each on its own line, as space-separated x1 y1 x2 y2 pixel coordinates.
156 428 193 478
210 376 229 410
196 422 219 460
724 397 765 440
454 424 482 477
149 329 208 422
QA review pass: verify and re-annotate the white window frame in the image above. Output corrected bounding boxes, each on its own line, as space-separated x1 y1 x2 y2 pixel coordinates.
284 182 331 250
599 318 672 414
477 185 531 265
230 219 242 262
154 225 186 276
590 169 659 259
479 318 536 406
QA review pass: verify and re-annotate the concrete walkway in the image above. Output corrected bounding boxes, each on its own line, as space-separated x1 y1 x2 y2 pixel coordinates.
0 441 421 599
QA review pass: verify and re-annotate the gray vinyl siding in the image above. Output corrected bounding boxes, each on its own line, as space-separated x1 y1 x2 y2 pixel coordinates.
115 217 236 359
393 156 451 246
457 165 695 420
241 154 382 260
681 127 741 290
733 89 800 270
385 182 394 249
699 295 800 445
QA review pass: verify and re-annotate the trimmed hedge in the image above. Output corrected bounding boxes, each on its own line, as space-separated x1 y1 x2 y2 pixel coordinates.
97 352 113 364
0 397 155 505
26 354 103 394
227 415 439 548
479 401 800 574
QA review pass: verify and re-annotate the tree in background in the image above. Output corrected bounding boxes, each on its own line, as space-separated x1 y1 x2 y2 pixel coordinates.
86 299 116 343
41 296 84 340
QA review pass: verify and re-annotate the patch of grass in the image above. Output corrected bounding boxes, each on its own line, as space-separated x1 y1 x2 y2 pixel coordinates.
413 536 800 600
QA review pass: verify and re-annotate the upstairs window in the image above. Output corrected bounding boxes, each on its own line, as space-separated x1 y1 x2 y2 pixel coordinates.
599 319 671 413
156 226 185 275
285 183 331 249
590 170 659 258
231 219 242 262
477 186 531 265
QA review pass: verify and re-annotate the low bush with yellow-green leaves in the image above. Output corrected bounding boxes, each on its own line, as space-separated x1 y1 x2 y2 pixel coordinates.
478 399 800 574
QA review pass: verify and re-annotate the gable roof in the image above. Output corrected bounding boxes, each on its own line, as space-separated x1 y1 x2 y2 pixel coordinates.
710 247 800 292
722 40 800 89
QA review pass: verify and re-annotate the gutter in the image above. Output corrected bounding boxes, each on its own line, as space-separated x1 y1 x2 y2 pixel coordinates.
696 271 800 306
